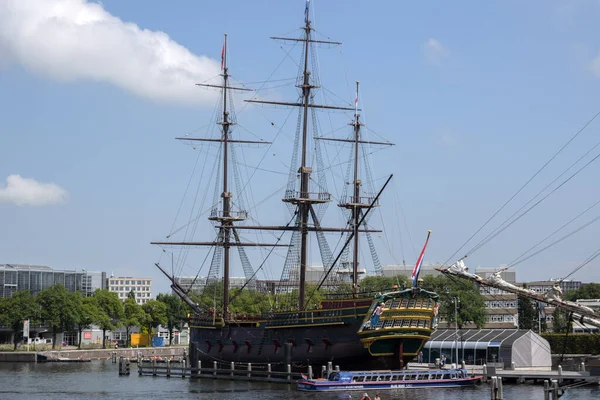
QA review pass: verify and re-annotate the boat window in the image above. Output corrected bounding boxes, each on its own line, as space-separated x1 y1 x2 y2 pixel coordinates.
417 320 425 328
410 319 418 327
415 299 423 308
418 374 429 381
352 376 364 382
441 374 448 380
391 299 400 308
422 299 431 309
394 320 403 327
401 319 410 327
365 375 375 382
451 373 457 379
400 299 409 308
408 299 416 308
329 373 340 381
384 300 392 308
391 375 400 381
405 374 415 381
384 320 394 328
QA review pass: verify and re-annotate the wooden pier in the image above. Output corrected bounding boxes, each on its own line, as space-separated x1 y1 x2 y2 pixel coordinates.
483 364 599 385
136 359 308 383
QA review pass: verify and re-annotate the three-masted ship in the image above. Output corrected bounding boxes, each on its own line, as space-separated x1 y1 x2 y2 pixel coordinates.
153 2 439 371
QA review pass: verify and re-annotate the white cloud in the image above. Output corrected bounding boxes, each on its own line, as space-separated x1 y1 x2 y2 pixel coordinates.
0 175 69 206
423 38 449 65
0 0 221 105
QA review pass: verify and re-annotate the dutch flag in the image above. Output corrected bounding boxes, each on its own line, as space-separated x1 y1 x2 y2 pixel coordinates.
411 230 431 287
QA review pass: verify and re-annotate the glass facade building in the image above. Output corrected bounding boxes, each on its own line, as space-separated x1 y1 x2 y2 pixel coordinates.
0 264 106 297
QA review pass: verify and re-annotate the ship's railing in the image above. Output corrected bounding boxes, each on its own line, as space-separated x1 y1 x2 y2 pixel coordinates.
283 190 331 202
209 210 248 219
338 195 379 206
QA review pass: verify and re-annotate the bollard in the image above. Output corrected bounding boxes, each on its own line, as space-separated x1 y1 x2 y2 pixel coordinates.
112 351 117 364
551 379 559 400
152 358 157 376
461 360 465 369
287 364 291 381
198 360 202 377
182 359 186 378
581 361 585 372
327 361 332 377
166 359 171 377
490 376 497 399
267 363 271 380
482 364 488 382
335 365 340 372
247 363 252 378
213 361 218 377
231 362 235 378
511 361 515 370
321 365 326 378
496 376 503 400
543 380 550 400
190 342 198 376
557 365 563 384
308 365 313 380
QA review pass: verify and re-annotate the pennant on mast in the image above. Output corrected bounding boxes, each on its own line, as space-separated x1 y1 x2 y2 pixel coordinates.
221 34 226 70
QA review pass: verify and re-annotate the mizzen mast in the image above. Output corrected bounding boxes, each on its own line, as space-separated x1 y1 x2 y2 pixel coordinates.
317 81 393 296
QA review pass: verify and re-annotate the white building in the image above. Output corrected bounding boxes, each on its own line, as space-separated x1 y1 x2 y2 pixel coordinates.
107 276 152 304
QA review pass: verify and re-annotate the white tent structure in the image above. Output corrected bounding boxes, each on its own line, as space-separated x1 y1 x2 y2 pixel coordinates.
422 329 551 370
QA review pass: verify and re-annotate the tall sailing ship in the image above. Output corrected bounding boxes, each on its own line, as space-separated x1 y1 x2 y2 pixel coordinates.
153 2 439 371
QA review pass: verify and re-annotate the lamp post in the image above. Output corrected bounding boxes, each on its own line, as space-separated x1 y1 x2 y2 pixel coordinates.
454 297 460 365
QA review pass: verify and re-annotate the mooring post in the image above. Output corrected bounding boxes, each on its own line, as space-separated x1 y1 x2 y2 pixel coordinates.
166 359 171 377
483 364 488 382
327 361 332 377
230 361 235 378
490 376 497 399
152 358 157 376
551 379 559 400
213 361 218 377
557 365 563 384
335 365 340 372
511 362 515 370
496 376 503 399
267 363 271 380
581 361 585 372
287 364 291 381
247 363 252 378
308 365 313 379
543 380 550 400
112 351 117 363
181 358 186 378
190 342 198 376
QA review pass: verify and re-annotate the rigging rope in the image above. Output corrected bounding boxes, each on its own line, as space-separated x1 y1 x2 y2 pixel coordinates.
443 108 600 267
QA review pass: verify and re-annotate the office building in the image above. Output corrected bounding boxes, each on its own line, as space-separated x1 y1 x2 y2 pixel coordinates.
107 276 152 304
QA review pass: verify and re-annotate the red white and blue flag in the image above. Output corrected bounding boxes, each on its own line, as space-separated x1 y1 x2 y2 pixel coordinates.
411 230 431 287
221 37 226 70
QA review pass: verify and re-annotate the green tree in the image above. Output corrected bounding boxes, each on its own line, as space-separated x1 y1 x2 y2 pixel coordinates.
93 289 124 349
421 275 487 329
127 290 136 300
565 283 600 301
74 294 102 349
552 308 571 333
37 285 79 349
123 297 145 346
141 300 167 339
518 285 537 330
0 291 39 350
156 293 187 345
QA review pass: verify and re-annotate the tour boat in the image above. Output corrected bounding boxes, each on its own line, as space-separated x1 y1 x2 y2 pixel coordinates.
296 368 482 391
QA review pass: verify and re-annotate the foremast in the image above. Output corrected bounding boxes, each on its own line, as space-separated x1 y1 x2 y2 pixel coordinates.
152 35 282 320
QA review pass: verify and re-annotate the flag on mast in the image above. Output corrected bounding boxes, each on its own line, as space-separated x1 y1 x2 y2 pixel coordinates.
305 0 310 24
411 230 432 287
355 85 358 115
221 36 226 70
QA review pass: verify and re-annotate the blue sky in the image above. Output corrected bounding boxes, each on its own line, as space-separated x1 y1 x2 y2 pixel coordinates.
2 0 600 295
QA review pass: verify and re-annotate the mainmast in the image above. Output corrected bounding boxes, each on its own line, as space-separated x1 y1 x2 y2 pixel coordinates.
246 2 356 309
152 35 283 320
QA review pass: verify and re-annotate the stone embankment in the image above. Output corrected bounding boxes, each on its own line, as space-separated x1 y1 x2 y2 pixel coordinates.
0 345 187 362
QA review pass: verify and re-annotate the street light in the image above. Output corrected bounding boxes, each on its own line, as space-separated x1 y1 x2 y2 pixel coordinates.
453 297 460 365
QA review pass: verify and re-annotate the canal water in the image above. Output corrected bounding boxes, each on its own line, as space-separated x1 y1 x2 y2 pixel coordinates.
0 361 598 399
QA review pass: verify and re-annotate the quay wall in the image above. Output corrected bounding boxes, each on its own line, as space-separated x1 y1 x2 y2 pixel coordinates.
0 346 186 362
